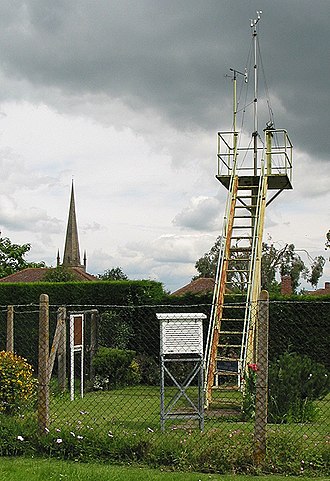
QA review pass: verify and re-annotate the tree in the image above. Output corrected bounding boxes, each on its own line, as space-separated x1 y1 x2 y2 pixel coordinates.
0 236 45 278
326 229 330 257
193 236 222 279
98 267 128 281
193 237 325 293
43 267 78 282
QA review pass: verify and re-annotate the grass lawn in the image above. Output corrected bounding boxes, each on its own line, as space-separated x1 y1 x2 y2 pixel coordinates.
0 457 329 481
50 385 329 439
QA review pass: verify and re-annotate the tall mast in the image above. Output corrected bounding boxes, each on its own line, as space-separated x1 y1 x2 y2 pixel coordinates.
251 10 262 175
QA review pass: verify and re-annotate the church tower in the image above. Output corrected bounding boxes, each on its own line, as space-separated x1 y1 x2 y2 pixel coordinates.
58 181 86 271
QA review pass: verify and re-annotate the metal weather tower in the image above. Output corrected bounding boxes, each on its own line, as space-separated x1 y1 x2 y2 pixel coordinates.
204 13 293 407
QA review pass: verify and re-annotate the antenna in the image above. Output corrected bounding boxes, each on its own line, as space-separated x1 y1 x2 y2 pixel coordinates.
250 11 262 175
250 10 262 29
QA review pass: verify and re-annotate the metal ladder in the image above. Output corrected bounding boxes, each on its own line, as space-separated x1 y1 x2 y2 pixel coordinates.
204 170 268 407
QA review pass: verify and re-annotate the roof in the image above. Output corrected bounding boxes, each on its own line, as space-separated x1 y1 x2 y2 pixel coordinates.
0 267 97 283
171 277 215 296
306 282 330 296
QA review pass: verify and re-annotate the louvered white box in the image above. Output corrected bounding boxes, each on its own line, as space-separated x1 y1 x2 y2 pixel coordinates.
158 313 206 355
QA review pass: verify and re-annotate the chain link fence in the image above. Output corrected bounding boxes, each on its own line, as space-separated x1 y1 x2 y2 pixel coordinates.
0 296 329 473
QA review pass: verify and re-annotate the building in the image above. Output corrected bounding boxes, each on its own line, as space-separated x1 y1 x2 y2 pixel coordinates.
307 282 330 296
171 277 215 296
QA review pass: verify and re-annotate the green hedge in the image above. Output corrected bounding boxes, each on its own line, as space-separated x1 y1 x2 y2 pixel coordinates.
166 292 330 369
0 280 165 307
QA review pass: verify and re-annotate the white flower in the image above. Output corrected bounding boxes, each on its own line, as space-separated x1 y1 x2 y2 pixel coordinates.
70 432 76 437
147 427 154 433
77 435 83 440
56 438 63 444
17 436 24 441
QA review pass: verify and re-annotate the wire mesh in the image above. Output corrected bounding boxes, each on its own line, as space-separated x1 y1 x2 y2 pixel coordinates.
0 299 329 470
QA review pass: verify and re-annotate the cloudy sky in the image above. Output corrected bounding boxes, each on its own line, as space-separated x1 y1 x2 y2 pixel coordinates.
0 0 329 292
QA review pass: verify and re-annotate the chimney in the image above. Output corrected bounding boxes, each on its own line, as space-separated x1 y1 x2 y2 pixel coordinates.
325 282 330 290
281 275 292 296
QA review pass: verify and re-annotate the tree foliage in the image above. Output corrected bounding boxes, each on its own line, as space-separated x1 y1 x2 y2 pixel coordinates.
193 236 222 279
193 236 325 293
0 236 45 278
43 267 78 282
98 267 128 281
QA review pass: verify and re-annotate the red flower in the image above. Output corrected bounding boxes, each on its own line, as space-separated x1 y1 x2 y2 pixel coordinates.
248 363 259 372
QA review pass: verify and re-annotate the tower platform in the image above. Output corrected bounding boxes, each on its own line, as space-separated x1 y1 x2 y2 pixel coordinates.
216 174 292 191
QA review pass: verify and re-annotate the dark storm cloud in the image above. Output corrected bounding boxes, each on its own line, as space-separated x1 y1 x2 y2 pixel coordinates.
0 1 329 158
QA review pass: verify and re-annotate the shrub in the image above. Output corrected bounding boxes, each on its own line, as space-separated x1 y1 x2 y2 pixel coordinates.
0 351 38 415
243 352 329 423
92 347 141 389
135 353 159 385
268 352 329 423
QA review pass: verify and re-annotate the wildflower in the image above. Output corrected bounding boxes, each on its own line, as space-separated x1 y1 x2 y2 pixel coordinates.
70 432 75 437
56 438 63 444
77 435 83 440
147 427 154 433
17 436 24 441
56 428 61 432
44 427 49 433
108 431 113 437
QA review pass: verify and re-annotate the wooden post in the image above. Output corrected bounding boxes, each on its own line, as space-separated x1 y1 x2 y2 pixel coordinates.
38 294 50 433
254 290 269 465
6 305 14 352
90 310 98 382
58 307 67 392
48 306 67 390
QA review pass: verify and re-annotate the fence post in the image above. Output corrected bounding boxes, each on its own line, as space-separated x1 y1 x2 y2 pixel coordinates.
254 289 269 465
38 293 50 433
90 310 98 382
58 306 67 392
6 305 14 352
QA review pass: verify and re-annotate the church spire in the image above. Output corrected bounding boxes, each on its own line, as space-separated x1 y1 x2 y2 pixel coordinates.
62 181 83 269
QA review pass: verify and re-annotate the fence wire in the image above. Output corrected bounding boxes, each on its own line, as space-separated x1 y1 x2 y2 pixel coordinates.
0 299 329 472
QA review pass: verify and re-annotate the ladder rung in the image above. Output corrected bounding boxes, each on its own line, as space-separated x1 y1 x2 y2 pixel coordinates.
216 356 240 361
225 280 250 284
237 184 259 190
230 247 252 252
230 236 252 240
221 331 243 335
215 371 238 376
232 225 253 229
227 269 248 273
219 344 241 348
221 318 244 321
222 306 245 310
227 257 251 262
211 385 240 391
